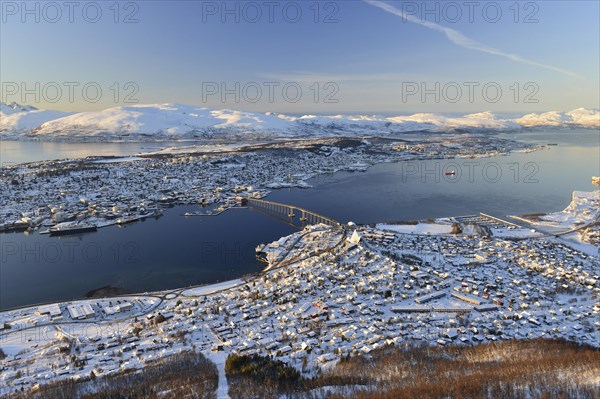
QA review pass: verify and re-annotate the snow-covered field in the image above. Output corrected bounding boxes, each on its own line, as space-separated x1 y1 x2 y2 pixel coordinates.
377 222 454 235
510 190 600 251
541 190 600 227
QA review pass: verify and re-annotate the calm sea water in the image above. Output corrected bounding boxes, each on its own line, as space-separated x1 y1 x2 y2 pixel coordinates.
0 141 186 165
269 130 599 223
0 129 598 309
0 207 297 310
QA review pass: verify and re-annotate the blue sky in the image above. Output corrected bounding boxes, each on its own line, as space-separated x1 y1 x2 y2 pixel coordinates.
1 0 598 113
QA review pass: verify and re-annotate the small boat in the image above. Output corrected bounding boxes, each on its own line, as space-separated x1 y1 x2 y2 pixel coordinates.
445 170 456 176
116 215 143 225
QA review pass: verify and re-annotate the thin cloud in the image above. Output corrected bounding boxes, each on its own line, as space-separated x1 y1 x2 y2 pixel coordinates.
365 0 579 78
259 71 420 82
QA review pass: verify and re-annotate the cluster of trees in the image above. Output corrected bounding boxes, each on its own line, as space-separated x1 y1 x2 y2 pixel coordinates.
4 339 598 399
5 351 218 399
325 338 600 399
225 354 303 398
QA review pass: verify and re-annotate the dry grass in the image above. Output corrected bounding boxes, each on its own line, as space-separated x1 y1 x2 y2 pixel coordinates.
326 339 599 399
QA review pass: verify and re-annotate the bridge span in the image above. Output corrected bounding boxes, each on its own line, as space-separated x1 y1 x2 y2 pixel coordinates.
244 198 342 229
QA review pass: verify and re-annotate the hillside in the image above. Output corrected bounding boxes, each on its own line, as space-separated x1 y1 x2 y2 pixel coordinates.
0 102 598 141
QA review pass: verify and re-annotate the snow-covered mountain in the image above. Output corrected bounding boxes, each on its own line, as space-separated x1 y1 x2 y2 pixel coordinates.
0 101 38 115
0 110 75 132
0 102 598 141
0 102 74 133
29 104 296 139
515 108 600 127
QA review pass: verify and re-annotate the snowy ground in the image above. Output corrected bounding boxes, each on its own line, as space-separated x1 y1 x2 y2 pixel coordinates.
181 279 245 297
377 222 454 235
541 190 600 227
1 219 598 396
92 157 144 163
205 351 230 399
491 227 543 238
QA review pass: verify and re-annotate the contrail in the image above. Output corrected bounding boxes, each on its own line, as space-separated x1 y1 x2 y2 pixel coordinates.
364 0 579 78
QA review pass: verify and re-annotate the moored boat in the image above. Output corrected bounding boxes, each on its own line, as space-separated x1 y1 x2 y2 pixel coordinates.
49 222 97 236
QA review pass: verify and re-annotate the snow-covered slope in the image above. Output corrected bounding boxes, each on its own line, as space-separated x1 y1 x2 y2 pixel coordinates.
0 110 75 132
386 111 521 130
515 108 599 128
295 113 433 134
541 190 600 226
31 104 296 139
1 102 598 141
0 102 37 115
0 102 73 133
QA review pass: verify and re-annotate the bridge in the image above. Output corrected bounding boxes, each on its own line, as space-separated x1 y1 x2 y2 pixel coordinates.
245 198 342 229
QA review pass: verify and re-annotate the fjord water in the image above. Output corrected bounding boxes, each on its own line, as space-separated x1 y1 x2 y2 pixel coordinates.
269 129 599 223
0 140 186 165
0 207 297 310
0 129 598 309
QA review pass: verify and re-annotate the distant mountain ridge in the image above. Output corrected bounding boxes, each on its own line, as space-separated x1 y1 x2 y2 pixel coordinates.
0 102 38 115
1 102 598 141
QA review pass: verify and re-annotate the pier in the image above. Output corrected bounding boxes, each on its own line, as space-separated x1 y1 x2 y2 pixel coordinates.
245 198 342 229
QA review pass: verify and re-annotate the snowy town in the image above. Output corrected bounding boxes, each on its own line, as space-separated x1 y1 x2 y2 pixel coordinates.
0 135 534 235
1 0 599 395
0 183 598 395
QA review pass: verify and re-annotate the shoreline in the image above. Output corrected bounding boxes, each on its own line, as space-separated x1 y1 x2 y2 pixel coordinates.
2 190 597 314
0 134 540 235
0 134 595 313
1 139 588 313
1 195 598 396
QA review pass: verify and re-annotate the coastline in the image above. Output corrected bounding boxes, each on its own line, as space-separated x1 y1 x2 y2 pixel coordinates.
1 192 598 396
4 135 596 312
2 188 597 316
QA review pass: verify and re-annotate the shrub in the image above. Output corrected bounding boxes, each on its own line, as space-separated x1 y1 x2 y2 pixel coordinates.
225 354 303 399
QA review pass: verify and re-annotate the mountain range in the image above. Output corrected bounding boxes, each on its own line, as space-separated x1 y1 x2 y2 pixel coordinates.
0 102 598 141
